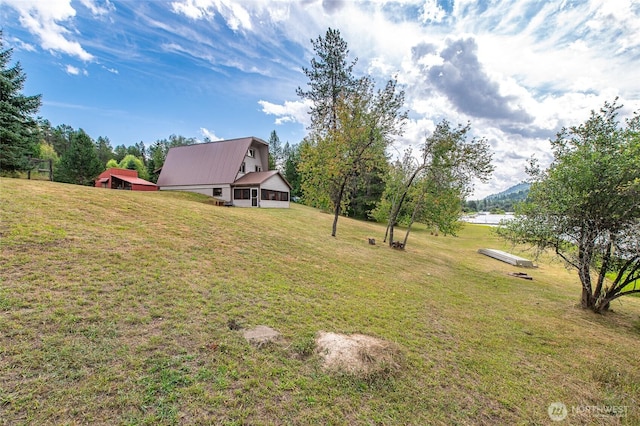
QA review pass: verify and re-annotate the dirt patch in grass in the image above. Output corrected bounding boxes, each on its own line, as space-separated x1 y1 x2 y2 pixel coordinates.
315 331 405 378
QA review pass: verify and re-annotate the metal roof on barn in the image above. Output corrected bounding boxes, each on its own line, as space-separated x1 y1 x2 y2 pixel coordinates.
110 174 157 186
156 137 268 186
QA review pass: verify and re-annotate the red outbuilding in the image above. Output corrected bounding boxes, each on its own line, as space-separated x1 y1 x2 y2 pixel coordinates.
95 168 158 191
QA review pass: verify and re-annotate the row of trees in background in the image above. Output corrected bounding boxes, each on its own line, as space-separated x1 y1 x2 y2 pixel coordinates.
30 119 200 186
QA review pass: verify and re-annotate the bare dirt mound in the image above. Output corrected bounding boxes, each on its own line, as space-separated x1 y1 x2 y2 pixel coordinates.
315 331 405 378
242 325 281 347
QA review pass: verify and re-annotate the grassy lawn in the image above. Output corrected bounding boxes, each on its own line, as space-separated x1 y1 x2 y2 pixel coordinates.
1 178 638 425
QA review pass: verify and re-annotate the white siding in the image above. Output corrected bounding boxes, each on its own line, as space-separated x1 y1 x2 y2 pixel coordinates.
235 143 267 180
233 199 253 208
260 199 290 208
260 174 290 208
262 175 290 192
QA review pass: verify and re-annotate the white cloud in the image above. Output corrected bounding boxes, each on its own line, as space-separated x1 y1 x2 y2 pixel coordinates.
171 0 252 31
65 64 80 75
171 0 215 20
200 127 223 141
258 99 313 127
64 64 88 76
78 0 114 16
102 66 118 74
420 0 447 23
2 0 94 61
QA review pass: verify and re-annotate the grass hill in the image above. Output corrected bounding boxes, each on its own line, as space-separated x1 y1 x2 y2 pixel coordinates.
1 178 638 425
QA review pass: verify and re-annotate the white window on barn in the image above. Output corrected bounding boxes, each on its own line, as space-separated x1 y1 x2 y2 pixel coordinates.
239 162 245 173
247 148 255 158
255 165 261 172
213 188 222 196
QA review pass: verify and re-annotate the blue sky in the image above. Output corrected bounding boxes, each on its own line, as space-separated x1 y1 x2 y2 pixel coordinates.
1 0 639 198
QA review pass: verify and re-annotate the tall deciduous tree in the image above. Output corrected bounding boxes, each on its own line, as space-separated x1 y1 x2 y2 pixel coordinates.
119 154 149 180
380 120 493 248
55 129 103 186
300 76 407 237
498 100 640 312
296 28 357 133
0 31 42 173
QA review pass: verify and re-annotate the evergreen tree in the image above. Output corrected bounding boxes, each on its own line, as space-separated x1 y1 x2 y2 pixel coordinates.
267 130 282 170
0 31 42 173
296 28 357 134
55 129 103 186
282 142 301 198
95 136 115 165
50 124 75 157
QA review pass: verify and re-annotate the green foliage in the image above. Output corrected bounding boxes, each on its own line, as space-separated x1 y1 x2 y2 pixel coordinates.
300 75 407 236
268 130 282 170
282 142 302 198
345 161 388 220
38 121 74 157
379 120 494 247
54 129 103 186
498 99 640 312
296 27 358 133
119 154 149 180
105 158 119 169
94 136 115 165
38 141 60 166
0 31 42 173
291 332 316 358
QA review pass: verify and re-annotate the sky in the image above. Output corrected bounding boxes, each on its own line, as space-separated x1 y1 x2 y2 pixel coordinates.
1 0 639 198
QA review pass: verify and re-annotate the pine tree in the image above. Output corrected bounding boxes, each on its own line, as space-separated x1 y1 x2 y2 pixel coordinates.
296 28 357 134
0 31 42 173
55 129 103 186
267 130 282 170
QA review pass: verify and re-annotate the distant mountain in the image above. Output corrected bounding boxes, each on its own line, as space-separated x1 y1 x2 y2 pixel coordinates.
465 182 530 213
485 182 530 201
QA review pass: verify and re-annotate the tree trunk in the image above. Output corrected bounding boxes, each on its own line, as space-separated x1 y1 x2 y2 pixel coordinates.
331 179 348 237
402 220 413 248
593 239 612 302
577 227 595 309
401 191 427 249
386 166 425 246
331 202 340 237
581 286 594 309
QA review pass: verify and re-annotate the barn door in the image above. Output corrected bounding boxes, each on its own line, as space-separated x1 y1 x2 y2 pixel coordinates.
251 188 258 207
